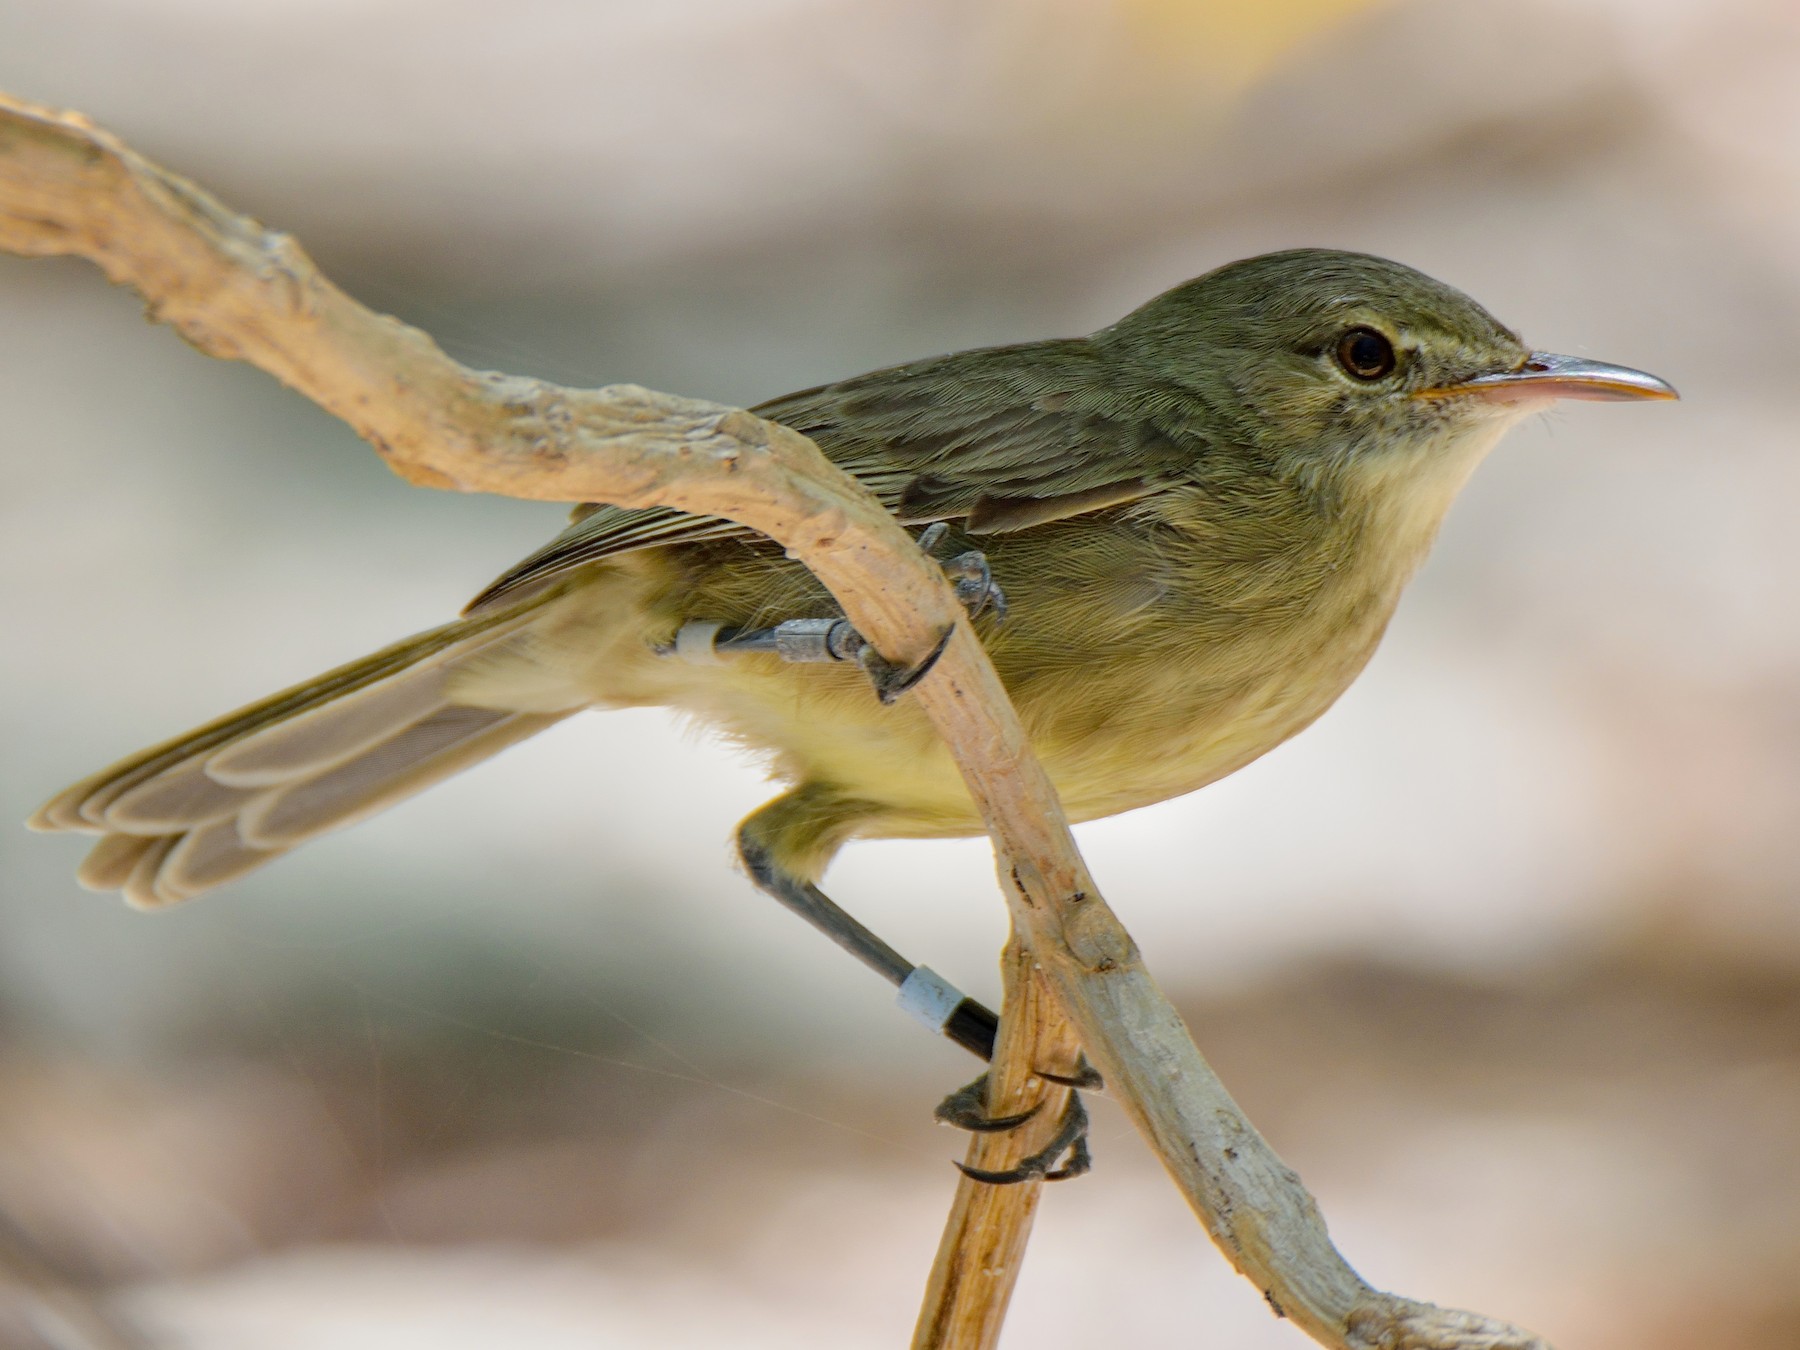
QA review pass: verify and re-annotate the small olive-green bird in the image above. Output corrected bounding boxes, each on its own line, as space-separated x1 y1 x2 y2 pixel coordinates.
31 248 1674 1068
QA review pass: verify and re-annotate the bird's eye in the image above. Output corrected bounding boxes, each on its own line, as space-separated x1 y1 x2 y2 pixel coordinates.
1335 328 1397 381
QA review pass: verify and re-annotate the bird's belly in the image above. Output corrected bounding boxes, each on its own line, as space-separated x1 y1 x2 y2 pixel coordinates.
631 617 1382 842
1018 642 1375 826
533 546 1398 842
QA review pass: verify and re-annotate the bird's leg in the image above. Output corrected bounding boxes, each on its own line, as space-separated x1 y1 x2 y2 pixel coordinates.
737 824 1001 1061
666 525 1002 705
736 790 1101 1183
672 616 949 704
742 828 1098 1183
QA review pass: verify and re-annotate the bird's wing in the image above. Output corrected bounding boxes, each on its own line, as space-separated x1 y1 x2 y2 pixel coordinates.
465 339 1198 611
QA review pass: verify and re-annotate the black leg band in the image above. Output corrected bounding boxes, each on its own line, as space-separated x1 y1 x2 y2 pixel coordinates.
944 999 999 1061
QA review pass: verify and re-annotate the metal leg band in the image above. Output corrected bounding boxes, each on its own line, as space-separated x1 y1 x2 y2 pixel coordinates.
673 618 863 666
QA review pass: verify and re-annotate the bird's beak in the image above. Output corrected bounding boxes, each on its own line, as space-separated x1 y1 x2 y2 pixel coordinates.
1417 352 1679 404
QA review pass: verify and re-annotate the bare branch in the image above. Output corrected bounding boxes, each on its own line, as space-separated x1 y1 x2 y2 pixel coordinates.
0 93 1551 1350
913 939 1085 1348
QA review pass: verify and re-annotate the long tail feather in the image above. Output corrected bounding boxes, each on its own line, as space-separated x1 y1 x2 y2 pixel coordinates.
32 601 576 908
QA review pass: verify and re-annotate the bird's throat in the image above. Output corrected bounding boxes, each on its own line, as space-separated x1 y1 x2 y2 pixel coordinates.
1335 416 1515 585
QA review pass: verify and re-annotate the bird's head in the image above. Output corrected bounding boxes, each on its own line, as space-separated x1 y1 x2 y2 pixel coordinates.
1100 249 1675 494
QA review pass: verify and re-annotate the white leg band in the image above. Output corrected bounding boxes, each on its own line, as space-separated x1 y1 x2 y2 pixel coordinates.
897 965 965 1033
674 621 727 665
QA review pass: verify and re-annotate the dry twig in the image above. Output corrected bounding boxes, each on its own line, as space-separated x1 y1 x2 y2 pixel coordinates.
0 93 1552 1350
913 947 1085 1348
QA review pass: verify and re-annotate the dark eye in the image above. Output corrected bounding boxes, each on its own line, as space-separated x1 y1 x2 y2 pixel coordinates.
1335 327 1397 381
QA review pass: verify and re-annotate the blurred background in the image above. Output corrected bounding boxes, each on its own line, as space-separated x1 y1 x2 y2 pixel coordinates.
2 1 1797 1345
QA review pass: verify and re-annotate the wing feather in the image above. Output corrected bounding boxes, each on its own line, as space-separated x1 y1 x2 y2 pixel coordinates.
466 337 1206 610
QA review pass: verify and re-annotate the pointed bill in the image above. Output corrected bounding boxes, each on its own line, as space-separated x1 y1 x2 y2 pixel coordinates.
1419 352 1679 403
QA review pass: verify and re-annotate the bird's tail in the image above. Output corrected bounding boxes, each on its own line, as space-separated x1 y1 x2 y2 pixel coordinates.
29 602 573 908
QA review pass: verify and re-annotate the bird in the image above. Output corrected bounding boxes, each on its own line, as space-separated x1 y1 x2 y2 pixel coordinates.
30 249 1675 1176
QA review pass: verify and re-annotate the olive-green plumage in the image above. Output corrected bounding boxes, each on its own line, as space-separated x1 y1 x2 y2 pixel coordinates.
31 250 1671 907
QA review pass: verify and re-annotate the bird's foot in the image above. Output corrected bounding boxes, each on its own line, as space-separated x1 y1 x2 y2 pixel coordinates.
915 522 1007 623
854 623 953 705
935 1071 1096 1184
668 526 996 703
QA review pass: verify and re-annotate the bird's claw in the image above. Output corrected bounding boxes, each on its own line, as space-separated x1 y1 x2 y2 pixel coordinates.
850 523 1005 701
945 551 1007 623
675 518 995 704
915 521 951 553
935 1071 1094 1185
1038 1059 1104 1091
857 623 954 705
933 1073 1042 1132
916 523 1007 624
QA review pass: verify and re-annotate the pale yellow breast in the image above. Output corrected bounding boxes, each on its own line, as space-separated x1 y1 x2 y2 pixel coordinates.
458 424 1499 843
567 540 1407 841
